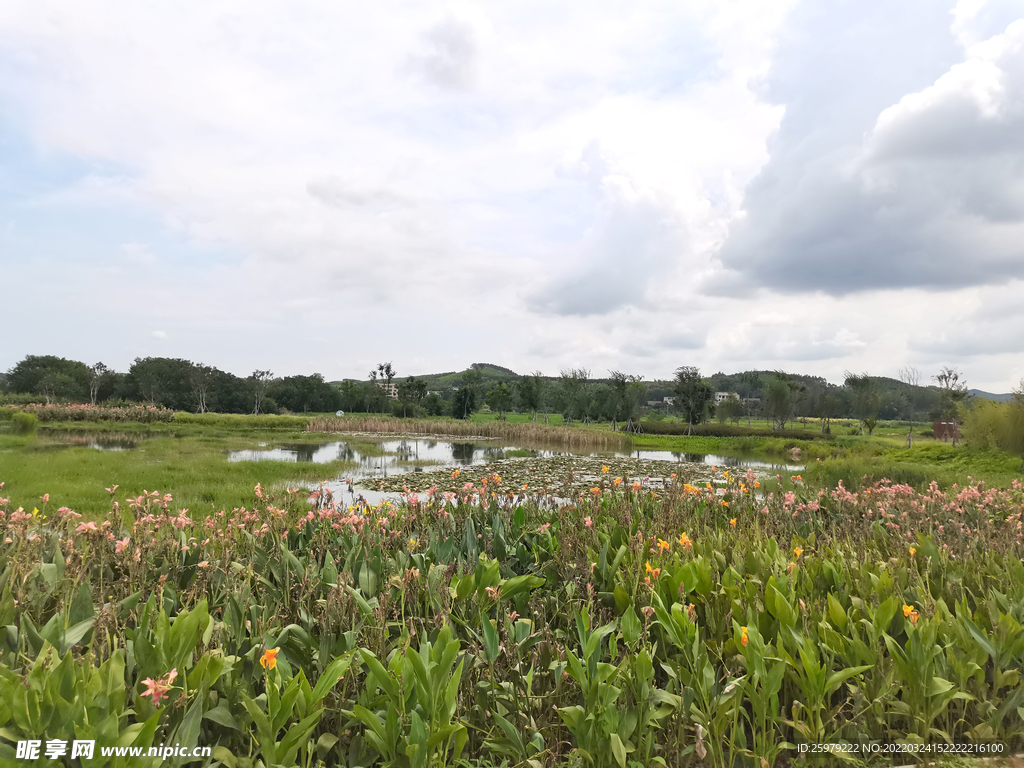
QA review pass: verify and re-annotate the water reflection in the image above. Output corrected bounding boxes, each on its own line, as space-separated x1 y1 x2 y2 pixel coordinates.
228 438 803 479
46 432 141 451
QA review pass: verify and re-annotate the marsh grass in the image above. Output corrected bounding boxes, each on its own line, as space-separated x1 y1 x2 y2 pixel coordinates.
307 415 631 450
0 431 355 519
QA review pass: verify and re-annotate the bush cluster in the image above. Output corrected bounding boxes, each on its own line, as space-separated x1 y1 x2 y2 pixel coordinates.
2 472 1024 765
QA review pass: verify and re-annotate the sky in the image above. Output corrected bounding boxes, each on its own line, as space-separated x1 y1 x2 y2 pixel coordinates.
2 0 1024 391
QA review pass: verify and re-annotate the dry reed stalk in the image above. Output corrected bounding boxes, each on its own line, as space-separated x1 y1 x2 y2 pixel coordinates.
306 416 631 450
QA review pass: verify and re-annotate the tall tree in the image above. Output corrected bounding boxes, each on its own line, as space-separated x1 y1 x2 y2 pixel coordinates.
897 365 921 447
515 372 545 421
189 363 214 414
250 370 274 415
673 366 713 435
932 366 969 422
127 357 194 409
485 382 513 420
376 362 396 415
88 362 110 405
455 368 483 419
608 371 630 431
738 371 762 427
844 371 881 435
6 355 91 403
763 372 805 430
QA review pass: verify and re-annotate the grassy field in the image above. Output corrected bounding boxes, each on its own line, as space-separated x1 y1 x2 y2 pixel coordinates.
0 420 356 518
2 412 1022 522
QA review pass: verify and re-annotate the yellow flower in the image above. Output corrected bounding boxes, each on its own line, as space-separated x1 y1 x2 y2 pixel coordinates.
793 547 803 558
657 538 670 552
908 547 917 556
678 532 693 550
729 518 737 527
260 648 279 670
614 477 623 487
602 465 609 473
902 604 914 618
32 507 39 517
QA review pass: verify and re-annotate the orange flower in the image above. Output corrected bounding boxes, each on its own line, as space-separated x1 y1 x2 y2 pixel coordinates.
793 546 803 558
740 626 749 647
614 477 623 487
729 518 737 527
721 501 730 508
678 532 693 550
902 604 914 618
657 537 671 552
590 487 601 494
260 648 279 670
602 465 609 473
908 547 917 556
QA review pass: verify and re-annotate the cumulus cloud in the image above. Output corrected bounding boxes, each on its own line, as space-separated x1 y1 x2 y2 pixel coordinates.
527 160 689 316
3 0 1023 390
715 1 1024 295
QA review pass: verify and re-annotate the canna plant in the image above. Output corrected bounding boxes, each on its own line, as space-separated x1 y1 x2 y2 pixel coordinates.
350 624 468 768
235 648 352 768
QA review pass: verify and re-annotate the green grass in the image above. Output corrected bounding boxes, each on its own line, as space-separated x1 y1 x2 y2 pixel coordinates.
633 430 1024 490
0 427 355 519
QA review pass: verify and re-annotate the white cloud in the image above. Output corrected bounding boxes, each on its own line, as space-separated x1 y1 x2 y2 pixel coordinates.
0 0 1022 391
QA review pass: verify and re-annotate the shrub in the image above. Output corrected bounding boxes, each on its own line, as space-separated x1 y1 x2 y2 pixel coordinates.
11 411 37 435
639 421 828 441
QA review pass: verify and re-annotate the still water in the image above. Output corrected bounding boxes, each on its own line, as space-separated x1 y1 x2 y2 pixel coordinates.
226 438 802 478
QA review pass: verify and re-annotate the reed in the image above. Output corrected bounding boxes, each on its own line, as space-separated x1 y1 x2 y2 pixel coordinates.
306 415 632 450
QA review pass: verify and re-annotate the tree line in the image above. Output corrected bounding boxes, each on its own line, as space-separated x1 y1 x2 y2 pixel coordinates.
0 355 995 432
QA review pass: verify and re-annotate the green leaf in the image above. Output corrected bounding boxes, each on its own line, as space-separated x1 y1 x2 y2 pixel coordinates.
360 650 399 701
610 733 627 768
501 574 545 602
621 606 641 647
203 704 241 731
928 677 955 696
60 617 96 654
311 654 352 702
481 614 500 663
825 665 873 694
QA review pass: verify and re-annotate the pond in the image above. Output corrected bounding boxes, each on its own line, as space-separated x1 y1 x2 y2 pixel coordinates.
226 437 803 506
226 439 801 474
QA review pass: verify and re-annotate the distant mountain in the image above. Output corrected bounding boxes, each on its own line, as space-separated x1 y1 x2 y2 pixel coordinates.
969 389 1014 402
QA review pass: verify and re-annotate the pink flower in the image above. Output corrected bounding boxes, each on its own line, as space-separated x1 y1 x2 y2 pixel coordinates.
141 668 178 706
584 516 593 527
114 538 130 553
76 521 98 533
